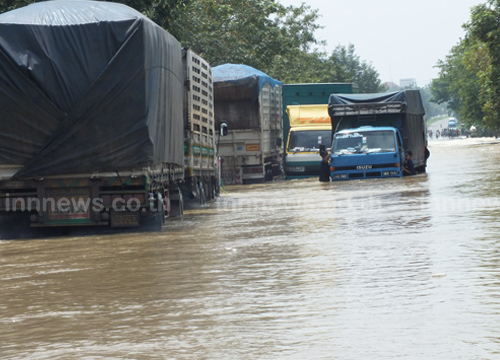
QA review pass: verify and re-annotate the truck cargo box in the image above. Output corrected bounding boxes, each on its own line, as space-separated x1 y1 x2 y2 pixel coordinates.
282 83 356 148
0 0 184 179
0 0 187 230
183 49 216 177
213 64 283 185
181 48 218 204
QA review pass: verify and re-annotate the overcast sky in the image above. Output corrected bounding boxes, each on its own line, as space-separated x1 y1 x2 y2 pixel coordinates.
278 0 484 87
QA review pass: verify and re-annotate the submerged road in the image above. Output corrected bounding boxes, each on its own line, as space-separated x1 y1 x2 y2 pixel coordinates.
1 137 500 359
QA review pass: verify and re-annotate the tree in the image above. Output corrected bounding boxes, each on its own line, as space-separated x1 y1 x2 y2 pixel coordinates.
163 0 324 75
431 39 485 129
142 0 188 32
328 44 385 92
466 0 500 133
0 0 37 13
268 49 333 84
1 0 385 92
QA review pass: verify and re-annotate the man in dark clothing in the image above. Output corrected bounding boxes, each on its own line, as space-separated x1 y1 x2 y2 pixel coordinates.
319 145 330 182
403 150 417 176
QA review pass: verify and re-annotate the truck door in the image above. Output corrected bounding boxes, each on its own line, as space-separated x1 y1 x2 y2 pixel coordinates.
397 132 404 170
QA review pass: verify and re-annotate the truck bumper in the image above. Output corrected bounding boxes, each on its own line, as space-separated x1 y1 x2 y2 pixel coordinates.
331 169 402 181
0 176 159 228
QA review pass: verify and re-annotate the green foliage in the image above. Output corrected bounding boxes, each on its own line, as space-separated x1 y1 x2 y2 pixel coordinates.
466 0 500 133
0 0 38 13
268 49 333 84
431 39 485 129
1 0 385 93
166 0 293 71
432 0 500 134
268 44 385 92
328 44 384 92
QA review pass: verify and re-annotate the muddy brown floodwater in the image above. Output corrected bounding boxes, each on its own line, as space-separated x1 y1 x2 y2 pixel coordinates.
2 137 500 359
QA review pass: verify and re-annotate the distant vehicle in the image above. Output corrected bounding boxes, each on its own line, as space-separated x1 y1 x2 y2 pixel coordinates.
448 118 457 129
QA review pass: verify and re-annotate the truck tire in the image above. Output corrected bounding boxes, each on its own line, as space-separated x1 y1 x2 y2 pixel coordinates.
265 169 273 181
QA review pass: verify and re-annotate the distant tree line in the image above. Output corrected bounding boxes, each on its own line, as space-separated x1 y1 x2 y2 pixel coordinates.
420 86 448 119
0 0 386 92
431 0 500 135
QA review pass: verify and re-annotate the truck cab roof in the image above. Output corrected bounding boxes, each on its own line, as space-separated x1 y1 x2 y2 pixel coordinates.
336 126 397 134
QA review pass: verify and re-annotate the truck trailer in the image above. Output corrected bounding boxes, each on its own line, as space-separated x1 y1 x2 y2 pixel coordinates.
181 49 218 207
213 64 283 185
0 1 217 230
328 90 429 181
282 83 355 178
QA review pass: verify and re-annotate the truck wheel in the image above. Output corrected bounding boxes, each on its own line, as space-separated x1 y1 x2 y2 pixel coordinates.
265 169 273 181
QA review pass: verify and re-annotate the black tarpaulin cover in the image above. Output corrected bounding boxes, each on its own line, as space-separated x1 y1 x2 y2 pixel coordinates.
328 90 425 116
0 0 184 178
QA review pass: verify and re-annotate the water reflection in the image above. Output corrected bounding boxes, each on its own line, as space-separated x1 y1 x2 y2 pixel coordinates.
1 138 500 359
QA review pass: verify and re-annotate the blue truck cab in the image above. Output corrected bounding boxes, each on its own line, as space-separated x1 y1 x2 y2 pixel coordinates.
330 126 404 180
328 90 429 181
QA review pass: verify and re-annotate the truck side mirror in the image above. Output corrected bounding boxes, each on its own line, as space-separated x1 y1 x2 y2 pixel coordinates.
276 137 282 147
219 122 228 136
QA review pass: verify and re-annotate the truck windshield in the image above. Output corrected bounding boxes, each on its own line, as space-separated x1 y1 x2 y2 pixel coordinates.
288 129 331 152
333 130 396 155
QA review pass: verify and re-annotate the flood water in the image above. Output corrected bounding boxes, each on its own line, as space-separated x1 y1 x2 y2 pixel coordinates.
2 137 500 359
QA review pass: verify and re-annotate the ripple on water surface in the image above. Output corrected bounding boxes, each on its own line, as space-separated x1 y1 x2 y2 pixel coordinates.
1 138 500 359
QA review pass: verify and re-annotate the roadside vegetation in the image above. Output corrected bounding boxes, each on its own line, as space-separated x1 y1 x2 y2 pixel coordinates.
431 0 500 136
5 0 499 135
0 0 385 92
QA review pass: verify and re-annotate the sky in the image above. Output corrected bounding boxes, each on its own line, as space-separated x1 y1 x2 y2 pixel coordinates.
278 0 485 87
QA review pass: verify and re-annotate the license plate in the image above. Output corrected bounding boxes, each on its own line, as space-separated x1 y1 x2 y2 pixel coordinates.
357 165 372 170
111 213 140 227
288 166 305 172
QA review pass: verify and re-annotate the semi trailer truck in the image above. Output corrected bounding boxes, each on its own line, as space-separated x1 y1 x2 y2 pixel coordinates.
0 0 217 231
